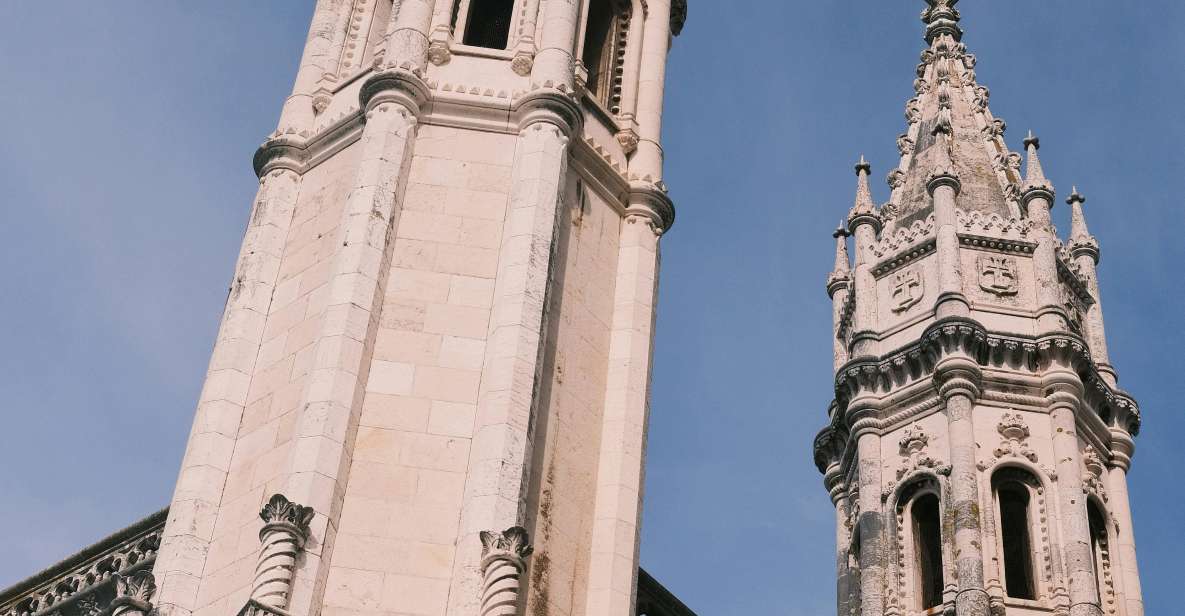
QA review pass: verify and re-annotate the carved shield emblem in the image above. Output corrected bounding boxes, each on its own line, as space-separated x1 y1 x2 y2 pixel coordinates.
891 268 924 313
978 255 1018 296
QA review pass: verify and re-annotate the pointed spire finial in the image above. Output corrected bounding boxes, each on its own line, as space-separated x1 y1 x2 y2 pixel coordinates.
848 157 882 233
1021 130 1054 201
922 0 962 43
1066 186 1099 262
827 222 852 297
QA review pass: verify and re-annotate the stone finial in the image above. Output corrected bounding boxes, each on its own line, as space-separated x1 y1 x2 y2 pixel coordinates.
110 572 156 616
828 223 852 298
1066 187 1100 263
479 527 533 616
848 156 883 232
1021 130 1055 202
922 0 962 43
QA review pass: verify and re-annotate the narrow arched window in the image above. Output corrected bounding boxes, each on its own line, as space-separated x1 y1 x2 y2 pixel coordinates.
458 0 515 49
912 493 944 610
581 0 631 112
1088 501 1109 605
997 481 1037 600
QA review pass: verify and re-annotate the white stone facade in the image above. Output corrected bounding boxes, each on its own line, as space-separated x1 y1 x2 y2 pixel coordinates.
150 2 686 616
815 3 1143 616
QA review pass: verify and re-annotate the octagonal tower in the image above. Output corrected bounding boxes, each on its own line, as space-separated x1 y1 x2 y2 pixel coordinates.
814 3 1143 616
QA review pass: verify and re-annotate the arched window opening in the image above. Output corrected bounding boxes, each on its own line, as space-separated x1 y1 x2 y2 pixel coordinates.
997 480 1037 600
581 0 631 112
912 493 944 610
1088 501 1109 605
459 0 515 49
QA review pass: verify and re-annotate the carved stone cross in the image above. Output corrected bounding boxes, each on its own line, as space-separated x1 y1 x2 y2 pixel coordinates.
978 255 1018 296
891 269 924 313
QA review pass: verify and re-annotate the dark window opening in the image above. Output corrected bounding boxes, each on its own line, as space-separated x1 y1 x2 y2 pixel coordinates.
999 483 1036 600
912 493 944 610
582 0 616 103
1089 501 1107 605
462 0 514 49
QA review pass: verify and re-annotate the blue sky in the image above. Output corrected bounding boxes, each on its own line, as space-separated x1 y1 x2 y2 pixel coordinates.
1 2 1182 614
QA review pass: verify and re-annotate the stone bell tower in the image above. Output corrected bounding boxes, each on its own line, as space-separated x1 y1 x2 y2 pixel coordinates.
814 3 1144 616
150 2 686 616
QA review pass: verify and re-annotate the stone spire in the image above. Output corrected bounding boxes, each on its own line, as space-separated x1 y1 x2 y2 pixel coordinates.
1022 130 1054 197
848 156 881 230
922 0 962 43
833 224 851 274
1067 187 1099 257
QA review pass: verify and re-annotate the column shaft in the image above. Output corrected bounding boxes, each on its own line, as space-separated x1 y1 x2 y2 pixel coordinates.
154 168 301 616
584 214 662 616
280 0 352 132
945 392 989 615
1026 198 1064 334
387 0 435 70
850 225 878 359
1107 466 1143 616
447 116 573 616
631 0 671 179
930 182 968 319
857 432 885 616
1049 405 1103 616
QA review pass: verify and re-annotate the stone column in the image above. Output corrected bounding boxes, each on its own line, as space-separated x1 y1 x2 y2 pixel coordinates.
386 0 435 70
935 357 990 616
277 70 429 616
511 0 544 75
584 190 669 616
1045 371 1102 616
631 0 672 179
1021 134 1065 335
478 527 534 616
847 400 884 616
1107 430 1143 616
154 142 303 616
111 572 157 616
446 13 584 606
829 472 853 616
927 170 969 319
249 495 314 611
427 0 460 66
279 0 353 134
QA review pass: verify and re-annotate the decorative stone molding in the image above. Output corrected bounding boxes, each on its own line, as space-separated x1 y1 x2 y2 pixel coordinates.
871 215 935 260
427 40 452 66
886 169 905 190
109 572 155 616
894 425 949 481
478 527 533 616
250 494 314 610
897 134 915 156
982 118 1006 140
991 412 1038 462
358 67 432 115
0 510 164 616
1082 445 1108 500
615 128 639 155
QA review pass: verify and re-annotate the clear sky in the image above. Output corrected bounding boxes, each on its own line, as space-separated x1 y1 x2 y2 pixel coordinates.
1 2 1182 614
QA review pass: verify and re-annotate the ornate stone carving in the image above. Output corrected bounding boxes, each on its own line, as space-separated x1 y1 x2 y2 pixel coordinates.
251 494 314 610
1082 445 1107 499
886 169 905 190
894 425 949 480
973 86 990 111
982 118 1006 140
890 268 924 313
977 255 1019 296
427 40 452 66
479 527 533 616
897 134 915 156
109 572 155 616
872 215 935 260
992 412 1037 462
993 151 1022 175
905 98 922 124
615 128 639 155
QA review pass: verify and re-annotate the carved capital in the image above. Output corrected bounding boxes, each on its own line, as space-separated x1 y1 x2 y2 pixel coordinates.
926 169 961 196
512 87 583 135
358 68 431 116
480 527 534 565
259 493 315 541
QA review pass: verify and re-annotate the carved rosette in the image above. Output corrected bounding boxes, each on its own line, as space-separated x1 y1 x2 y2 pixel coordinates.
110 572 156 616
478 527 533 616
250 494 314 610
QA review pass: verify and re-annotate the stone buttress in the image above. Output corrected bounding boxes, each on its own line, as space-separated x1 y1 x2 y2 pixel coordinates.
814 3 1144 616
